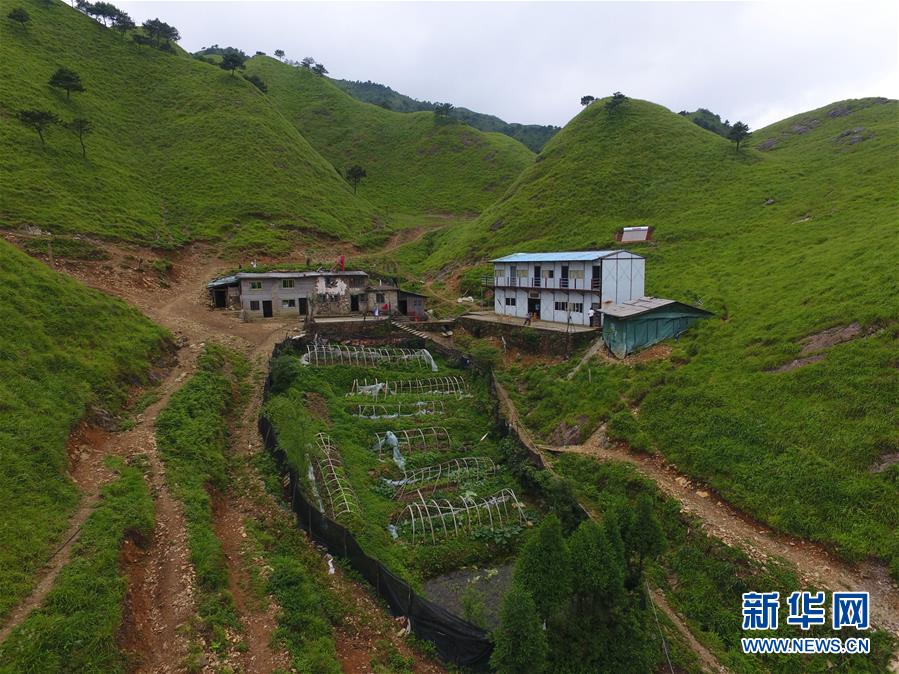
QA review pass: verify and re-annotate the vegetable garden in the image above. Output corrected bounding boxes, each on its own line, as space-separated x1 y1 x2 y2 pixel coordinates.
263 339 542 587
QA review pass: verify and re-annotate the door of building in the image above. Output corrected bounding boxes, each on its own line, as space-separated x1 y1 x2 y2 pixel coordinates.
527 297 540 317
533 265 541 287
262 300 273 318
398 299 408 315
298 298 308 315
213 289 227 308
561 265 570 288
350 295 359 312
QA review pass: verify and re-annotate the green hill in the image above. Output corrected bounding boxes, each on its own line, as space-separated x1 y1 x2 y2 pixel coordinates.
0 0 378 252
245 57 535 214
400 96 899 567
332 78 560 152
677 107 732 137
0 240 168 619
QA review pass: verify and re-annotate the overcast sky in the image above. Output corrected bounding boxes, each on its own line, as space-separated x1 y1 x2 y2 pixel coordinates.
117 1 898 130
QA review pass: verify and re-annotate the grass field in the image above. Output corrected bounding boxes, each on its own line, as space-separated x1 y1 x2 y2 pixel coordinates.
331 77 560 152
0 457 156 672
245 57 535 215
0 0 379 252
394 97 899 569
0 240 169 620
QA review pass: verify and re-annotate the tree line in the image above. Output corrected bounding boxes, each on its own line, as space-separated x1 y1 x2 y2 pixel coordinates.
491 495 667 672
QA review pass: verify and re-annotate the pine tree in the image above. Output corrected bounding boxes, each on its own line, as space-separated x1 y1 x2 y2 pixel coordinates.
568 519 626 621
625 494 666 579
48 67 85 98
513 514 571 623
490 584 547 674
728 121 751 151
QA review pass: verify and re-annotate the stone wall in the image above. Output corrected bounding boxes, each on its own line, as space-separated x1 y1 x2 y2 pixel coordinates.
457 316 598 356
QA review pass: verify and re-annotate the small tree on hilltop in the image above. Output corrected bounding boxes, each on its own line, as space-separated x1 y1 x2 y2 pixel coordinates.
142 18 179 48
606 91 628 114
513 514 571 624
18 109 59 145
490 584 547 674
311 62 328 76
90 1 118 26
67 117 92 158
7 7 30 26
48 67 85 99
344 165 366 194
580 95 595 107
274 49 285 60
111 10 134 35
131 33 153 48
433 102 454 119
220 51 247 76
728 121 750 152
300 56 315 69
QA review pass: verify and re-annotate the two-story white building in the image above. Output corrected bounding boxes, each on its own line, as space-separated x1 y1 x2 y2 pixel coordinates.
491 250 645 326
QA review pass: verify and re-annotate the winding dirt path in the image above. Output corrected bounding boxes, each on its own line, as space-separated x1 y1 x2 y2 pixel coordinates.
487 378 729 673
544 424 899 636
19 240 443 672
0 347 196 648
493 377 899 666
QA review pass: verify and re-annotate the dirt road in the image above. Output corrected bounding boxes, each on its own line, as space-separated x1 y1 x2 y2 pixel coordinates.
3 238 444 672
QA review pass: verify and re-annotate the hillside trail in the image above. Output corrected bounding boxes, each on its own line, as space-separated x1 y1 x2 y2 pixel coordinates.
486 378 729 673
23 240 444 672
491 378 899 638
0 328 200 648
544 424 899 635
73 247 298 672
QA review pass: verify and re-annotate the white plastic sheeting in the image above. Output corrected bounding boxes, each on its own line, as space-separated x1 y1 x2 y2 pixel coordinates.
396 489 525 545
372 427 453 462
300 342 438 371
348 376 469 397
390 457 498 498
352 400 445 419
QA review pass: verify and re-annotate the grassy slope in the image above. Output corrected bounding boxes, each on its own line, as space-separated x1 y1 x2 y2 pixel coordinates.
411 97 899 564
0 240 168 619
0 459 155 673
246 57 535 214
332 78 560 152
0 0 377 252
557 457 895 673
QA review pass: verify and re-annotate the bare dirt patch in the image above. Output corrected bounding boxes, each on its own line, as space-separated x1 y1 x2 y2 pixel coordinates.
775 322 879 372
549 416 589 446
306 392 332 423
870 453 899 474
800 322 865 353
212 491 291 673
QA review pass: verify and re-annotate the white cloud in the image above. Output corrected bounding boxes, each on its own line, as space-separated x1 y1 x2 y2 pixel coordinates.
116 1 899 129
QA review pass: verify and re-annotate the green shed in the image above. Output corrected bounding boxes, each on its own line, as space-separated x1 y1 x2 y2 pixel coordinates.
601 297 712 358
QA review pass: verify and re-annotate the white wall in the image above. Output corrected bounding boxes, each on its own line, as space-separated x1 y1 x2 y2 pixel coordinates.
600 254 645 304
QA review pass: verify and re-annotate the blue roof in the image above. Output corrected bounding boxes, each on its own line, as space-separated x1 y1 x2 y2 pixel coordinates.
491 250 641 263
